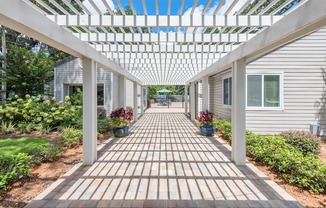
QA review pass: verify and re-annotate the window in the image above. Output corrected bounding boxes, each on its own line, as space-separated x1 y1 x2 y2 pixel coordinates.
68 84 104 106
247 74 281 108
223 77 232 106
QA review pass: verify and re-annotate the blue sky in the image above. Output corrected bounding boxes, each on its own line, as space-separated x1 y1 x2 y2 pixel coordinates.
84 0 246 33
85 0 229 16
116 0 222 15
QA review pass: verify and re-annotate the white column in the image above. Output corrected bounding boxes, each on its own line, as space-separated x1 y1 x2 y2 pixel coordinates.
119 76 126 108
202 76 209 111
82 58 97 165
231 58 246 166
133 82 138 121
184 85 188 115
190 83 196 121
140 86 144 115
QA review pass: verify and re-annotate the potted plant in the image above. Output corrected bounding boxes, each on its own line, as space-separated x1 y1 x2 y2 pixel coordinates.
110 107 133 137
197 110 216 136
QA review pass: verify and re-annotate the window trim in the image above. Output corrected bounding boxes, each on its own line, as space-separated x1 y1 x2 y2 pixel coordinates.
246 72 284 111
222 75 232 108
67 83 105 107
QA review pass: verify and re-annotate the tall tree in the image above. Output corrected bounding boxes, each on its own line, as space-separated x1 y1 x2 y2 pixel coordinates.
1 45 54 97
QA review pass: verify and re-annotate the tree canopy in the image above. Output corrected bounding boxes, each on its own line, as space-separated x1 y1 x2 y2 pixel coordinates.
148 85 185 96
1 45 54 97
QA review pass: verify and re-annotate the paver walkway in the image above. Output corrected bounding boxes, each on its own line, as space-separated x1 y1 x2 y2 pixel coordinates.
27 111 303 208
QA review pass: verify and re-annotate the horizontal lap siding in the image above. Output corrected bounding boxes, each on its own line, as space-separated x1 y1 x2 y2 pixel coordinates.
209 69 232 121
55 58 112 113
246 28 326 135
55 58 82 102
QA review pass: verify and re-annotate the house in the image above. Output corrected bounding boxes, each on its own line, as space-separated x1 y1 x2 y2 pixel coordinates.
53 56 148 114
193 27 326 136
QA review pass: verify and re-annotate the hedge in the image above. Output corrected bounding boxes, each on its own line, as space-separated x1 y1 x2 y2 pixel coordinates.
214 119 326 193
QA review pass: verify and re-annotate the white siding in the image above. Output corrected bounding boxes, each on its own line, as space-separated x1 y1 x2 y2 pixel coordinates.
209 69 232 121
246 28 326 135
54 57 113 114
208 28 326 135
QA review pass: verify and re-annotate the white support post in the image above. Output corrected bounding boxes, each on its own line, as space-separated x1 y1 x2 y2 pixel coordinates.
202 76 209 111
231 58 246 166
82 58 97 165
190 83 196 121
119 76 126 108
185 85 188 115
133 82 138 122
140 86 144 115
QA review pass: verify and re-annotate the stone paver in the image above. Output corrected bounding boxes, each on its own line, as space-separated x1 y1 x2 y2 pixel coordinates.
27 108 303 208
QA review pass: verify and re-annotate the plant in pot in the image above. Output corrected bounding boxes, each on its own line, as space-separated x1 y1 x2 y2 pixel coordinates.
110 107 133 137
197 110 216 136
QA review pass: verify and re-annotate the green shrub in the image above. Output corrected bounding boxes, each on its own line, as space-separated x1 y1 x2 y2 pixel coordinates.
98 118 109 134
0 95 82 131
1 121 15 134
59 127 83 148
280 130 320 156
0 153 32 192
213 119 232 141
29 144 63 164
17 122 35 134
214 120 326 193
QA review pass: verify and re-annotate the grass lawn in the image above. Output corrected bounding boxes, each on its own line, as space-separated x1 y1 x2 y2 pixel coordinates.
0 137 49 156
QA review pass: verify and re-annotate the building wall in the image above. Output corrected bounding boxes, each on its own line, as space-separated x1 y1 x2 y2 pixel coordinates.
54 57 113 113
209 69 232 121
208 28 326 135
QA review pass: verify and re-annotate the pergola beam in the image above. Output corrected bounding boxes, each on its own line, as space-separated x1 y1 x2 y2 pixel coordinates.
0 0 142 85
94 43 235 53
75 32 254 43
47 15 282 28
187 0 326 84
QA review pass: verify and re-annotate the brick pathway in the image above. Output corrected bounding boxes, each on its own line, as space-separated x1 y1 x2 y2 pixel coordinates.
26 113 303 208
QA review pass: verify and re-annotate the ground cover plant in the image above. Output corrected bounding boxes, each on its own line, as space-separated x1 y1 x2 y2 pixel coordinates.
0 95 111 193
0 137 48 156
214 119 326 194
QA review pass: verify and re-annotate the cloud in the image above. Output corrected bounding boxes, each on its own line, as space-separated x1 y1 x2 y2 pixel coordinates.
179 0 248 33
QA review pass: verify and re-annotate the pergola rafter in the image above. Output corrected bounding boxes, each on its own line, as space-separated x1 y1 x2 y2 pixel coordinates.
19 0 308 85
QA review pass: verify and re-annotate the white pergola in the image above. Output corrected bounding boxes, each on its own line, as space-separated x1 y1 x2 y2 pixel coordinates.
0 0 325 165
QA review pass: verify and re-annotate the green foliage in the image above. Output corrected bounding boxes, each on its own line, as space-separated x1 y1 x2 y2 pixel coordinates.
2 45 54 97
215 119 326 193
0 95 82 130
98 118 109 135
0 137 49 156
213 119 232 141
1 121 15 134
59 127 83 148
28 144 63 164
17 122 35 134
70 87 83 106
147 85 184 96
280 130 321 156
0 153 32 192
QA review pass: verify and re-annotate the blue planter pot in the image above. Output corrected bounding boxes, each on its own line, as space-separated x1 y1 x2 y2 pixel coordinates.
200 125 216 136
113 126 129 137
